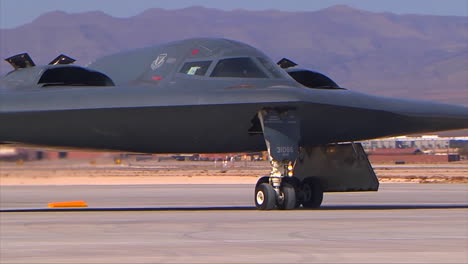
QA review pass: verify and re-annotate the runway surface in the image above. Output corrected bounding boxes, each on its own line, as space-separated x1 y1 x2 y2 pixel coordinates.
1 183 467 263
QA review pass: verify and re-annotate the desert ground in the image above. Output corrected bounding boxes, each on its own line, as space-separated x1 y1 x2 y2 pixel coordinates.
1 159 467 185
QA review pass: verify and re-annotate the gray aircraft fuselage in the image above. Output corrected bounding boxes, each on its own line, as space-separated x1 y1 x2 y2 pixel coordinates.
1 38 467 153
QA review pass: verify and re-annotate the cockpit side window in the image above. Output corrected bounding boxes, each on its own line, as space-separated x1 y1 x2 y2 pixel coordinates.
210 57 268 78
179 61 212 76
257 57 287 79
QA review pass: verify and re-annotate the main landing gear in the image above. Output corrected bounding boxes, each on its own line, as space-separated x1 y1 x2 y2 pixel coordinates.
255 109 324 210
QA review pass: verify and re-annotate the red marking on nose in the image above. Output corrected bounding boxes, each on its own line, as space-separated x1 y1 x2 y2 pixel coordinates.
191 49 199 55
152 76 162 80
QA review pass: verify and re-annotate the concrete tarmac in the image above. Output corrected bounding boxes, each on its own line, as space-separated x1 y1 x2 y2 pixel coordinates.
1 183 467 263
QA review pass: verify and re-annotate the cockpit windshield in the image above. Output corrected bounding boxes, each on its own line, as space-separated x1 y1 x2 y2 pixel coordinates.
256 57 288 79
179 61 212 76
210 57 267 78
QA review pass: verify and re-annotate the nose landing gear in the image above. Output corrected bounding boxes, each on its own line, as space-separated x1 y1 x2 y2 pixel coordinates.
253 176 298 210
254 111 379 210
255 109 301 210
254 174 324 210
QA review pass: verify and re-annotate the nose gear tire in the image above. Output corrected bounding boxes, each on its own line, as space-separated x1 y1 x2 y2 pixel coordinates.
278 182 296 210
255 183 277 210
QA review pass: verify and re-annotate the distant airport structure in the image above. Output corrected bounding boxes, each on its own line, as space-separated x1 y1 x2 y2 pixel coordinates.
361 135 468 150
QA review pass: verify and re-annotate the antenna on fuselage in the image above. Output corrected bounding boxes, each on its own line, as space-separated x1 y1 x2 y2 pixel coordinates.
5 53 36 70
277 58 298 69
48 54 76 65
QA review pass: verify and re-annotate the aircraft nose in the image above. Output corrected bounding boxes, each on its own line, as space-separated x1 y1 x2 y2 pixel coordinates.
403 100 467 119
398 101 468 132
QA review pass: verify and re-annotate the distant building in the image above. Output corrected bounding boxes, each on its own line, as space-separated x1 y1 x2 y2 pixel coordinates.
361 135 468 150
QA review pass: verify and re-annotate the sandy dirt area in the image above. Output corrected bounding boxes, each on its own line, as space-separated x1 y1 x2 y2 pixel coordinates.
1 160 467 185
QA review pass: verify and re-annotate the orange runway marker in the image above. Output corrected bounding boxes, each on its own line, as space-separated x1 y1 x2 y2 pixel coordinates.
47 201 88 208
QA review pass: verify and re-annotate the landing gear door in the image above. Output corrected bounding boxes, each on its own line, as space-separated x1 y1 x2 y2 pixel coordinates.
258 110 300 162
294 143 379 192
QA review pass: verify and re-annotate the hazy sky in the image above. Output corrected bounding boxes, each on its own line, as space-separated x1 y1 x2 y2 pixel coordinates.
1 0 467 28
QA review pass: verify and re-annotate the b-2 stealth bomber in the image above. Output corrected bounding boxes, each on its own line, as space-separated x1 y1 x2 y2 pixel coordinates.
1 38 467 210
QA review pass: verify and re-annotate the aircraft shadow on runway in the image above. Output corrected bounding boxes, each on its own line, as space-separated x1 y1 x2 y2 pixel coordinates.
1 204 467 213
